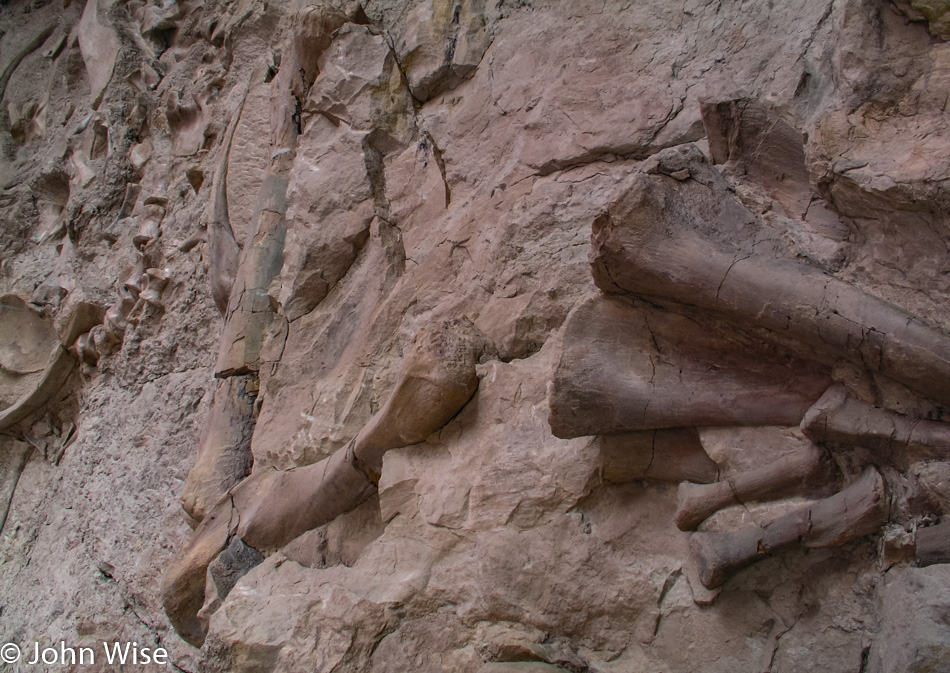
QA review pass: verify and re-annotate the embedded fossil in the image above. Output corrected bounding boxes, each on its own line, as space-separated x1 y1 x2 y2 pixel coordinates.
690 467 888 589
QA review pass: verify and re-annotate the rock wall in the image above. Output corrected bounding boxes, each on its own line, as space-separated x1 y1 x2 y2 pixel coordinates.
2 0 950 671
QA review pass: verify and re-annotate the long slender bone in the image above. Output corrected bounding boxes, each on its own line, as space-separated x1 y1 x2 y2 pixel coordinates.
163 318 489 646
590 145 950 407
675 441 837 531
549 295 831 438
802 384 950 466
690 467 887 589
179 7 353 525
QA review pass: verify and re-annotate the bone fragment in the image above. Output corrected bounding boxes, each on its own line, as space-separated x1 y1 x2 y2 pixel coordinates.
675 441 837 531
802 384 950 466
690 467 887 589
352 318 488 477
213 9 348 377
206 81 249 315
0 344 75 431
590 145 950 407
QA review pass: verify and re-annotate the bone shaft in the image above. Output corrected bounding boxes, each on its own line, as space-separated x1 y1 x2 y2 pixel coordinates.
602 428 719 485
593 186 950 406
802 384 950 463
675 443 830 531
180 376 257 524
692 467 886 588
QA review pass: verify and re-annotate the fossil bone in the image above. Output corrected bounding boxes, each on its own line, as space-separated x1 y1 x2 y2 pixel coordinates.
549 295 831 439
914 520 950 567
180 376 257 525
674 441 838 531
590 145 950 407
802 384 950 466
690 467 887 589
163 318 489 645
0 296 76 431
599 428 719 485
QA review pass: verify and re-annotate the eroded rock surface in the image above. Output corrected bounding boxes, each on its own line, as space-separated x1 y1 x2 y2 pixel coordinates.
2 0 950 671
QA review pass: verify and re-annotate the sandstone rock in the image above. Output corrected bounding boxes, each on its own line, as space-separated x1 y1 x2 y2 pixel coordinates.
867 566 950 673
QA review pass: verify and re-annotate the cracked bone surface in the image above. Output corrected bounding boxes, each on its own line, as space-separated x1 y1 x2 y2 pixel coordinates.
181 5 354 522
590 144 950 408
802 384 950 466
675 440 838 531
549 295 831 439
690 467 888 590
163 318 487 646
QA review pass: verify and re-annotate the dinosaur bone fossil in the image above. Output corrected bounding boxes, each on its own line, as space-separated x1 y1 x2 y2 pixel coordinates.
0 295 75 431
599 428 719 485
802 384 950 466
180 5 354 524
163 318 490 646
590 145 950 408
690 467 888 589
674 441 838 531
549 295 831 439
914 520 950 566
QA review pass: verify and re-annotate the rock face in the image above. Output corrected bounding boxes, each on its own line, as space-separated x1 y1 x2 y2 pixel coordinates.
2 0 950 671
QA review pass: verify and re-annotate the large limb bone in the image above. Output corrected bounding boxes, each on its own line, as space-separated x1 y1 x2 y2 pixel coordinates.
549 295 831 438
802 384 950 466
162 444 376 646
690 467 887 589
163 319 488 646
590 145 950 407
675 441 837 531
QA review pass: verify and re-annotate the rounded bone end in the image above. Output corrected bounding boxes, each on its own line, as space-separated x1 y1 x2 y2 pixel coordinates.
675 481 729 532
689 527 767 590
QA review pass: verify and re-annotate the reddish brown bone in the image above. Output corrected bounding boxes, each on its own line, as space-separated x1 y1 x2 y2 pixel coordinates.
690 467 887 589
162 319 489 647
180 376 257 525
590 145 950 407
802 384 950 467
675 441 837 531
549 295 831 439
915 521 950 567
